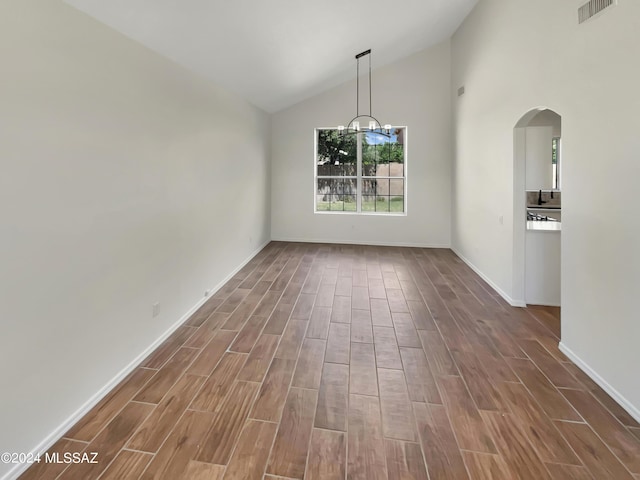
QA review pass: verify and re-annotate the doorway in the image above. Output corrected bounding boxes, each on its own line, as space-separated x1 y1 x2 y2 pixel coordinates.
513 108 562 309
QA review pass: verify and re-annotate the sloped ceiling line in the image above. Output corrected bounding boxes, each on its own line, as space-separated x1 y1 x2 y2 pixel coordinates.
64 0 477 112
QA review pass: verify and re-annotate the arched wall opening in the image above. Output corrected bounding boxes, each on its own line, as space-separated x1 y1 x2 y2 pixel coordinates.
513 107 562 308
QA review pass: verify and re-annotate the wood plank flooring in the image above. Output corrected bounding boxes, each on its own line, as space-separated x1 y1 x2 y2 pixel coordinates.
21 242 640 480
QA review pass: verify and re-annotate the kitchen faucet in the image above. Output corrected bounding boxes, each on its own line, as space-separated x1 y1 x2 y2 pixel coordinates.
538 190 546 205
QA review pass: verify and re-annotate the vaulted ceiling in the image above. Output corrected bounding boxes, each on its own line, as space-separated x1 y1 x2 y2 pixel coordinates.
64 0 477 112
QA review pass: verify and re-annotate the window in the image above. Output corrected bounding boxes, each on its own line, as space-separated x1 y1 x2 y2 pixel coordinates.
552 137 560 189
315 127 406 214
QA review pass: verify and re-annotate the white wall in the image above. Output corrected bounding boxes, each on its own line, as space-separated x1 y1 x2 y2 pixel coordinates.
0 1 270 475
452 0 640 418
525 126 554 190
271 43 452 247
528 109 562 137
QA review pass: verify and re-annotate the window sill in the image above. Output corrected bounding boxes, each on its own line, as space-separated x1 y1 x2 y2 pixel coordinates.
314 211 407 217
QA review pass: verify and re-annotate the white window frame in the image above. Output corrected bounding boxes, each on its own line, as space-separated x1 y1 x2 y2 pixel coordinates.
552 136 561 190
313 126 408 216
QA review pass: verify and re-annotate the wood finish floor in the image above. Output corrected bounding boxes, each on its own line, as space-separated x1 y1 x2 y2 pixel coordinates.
21 242 640 480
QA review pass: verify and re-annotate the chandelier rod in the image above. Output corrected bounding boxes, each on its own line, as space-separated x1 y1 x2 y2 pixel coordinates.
354 49 372 118
369 51 372 117
356 52 360 117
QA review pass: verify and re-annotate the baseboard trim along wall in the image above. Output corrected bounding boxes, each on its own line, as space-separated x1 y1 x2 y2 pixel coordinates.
559 342 640 424
450 246 527 307
3 239 271 480
524 300 562 308
271 237 450 249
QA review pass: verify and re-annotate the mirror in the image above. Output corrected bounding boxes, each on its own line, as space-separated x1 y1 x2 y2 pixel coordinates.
525 110 561 191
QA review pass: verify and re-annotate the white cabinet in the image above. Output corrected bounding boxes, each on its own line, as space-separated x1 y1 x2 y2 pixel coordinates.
525 229 561 306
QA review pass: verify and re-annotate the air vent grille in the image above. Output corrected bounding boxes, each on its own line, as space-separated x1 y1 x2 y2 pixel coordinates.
578 0 614 24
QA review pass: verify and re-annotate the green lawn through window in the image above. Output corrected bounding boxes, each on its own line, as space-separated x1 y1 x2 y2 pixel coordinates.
316 197 404 212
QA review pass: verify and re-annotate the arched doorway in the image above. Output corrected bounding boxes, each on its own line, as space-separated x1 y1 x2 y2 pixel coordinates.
513 108 562 307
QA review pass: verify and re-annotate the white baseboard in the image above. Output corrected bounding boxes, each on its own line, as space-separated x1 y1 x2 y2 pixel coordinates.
271 236 450 249
526 301 562 308
559 342 640 423
450 246 526 307
2 239 270 480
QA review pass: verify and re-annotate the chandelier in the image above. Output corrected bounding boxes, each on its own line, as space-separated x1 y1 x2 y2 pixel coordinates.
338 49 391 137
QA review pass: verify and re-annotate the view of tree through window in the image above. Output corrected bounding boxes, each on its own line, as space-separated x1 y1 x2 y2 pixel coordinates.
315 128 405 213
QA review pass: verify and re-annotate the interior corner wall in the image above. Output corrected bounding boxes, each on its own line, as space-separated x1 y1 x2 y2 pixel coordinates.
0 1 271 475
270 42 452 248
451 0 640 417
528 110 562 137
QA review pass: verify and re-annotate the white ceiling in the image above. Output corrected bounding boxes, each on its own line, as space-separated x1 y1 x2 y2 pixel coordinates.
64 0 477 113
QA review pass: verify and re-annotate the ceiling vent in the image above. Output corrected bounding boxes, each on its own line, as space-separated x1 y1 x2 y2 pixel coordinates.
578 0 615 24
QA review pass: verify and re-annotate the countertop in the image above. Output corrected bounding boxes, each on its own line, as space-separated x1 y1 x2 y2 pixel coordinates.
527 221 561 232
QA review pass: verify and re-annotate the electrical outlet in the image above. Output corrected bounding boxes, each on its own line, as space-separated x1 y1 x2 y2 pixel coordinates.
499 215 504 225
152 302 160 318
204 290 211 297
